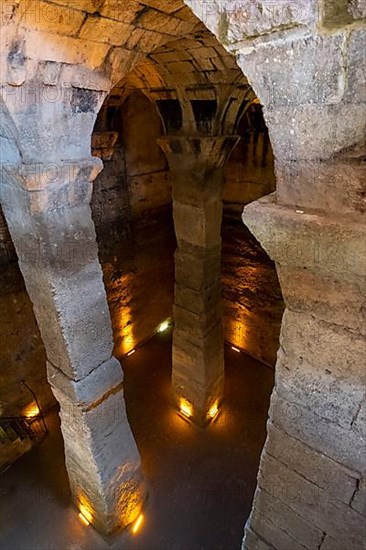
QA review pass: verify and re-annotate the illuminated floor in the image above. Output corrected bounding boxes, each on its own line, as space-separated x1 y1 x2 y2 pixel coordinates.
0 331 274 550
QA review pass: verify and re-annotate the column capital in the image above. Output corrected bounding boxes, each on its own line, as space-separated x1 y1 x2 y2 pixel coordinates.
157 135 239 168
1 156 103 212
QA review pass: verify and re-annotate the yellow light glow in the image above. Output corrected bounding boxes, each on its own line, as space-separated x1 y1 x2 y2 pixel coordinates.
208 402 219 419
127 349 136 357
132 513 144 534
231 346 241 353
157 320 170 333
24 403 40 418
78 512 90 526
78 505 93 526
179 398 193 419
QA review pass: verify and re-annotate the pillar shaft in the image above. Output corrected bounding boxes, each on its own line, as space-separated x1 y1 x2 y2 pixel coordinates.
0 158 145 533
241 195 366 550
159 137 238 425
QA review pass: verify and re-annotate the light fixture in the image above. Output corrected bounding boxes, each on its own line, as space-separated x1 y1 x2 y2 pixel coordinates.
24 403 40 418
157 320 170 333
231 346 240 353
132 513 144 534
127 349 136 357
179 398 193 419
78 505 93 526
208 402 219 420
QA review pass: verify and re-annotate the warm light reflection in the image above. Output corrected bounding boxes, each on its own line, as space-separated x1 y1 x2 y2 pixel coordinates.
78 504 93 526
24 403 40 418
179 398 193 419
231 346 241 353
208 402 219 420
132 513 144 534
127 349 136 357
157 320 170 333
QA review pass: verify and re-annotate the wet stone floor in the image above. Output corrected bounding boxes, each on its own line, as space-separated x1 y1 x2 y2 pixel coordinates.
0 331 274 550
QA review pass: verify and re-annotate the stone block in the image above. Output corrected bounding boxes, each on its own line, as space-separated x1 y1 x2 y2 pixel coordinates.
137 8 194 35
270 390 366 475
258 453 365 546
242 196 366 289
276 157 366 215
56 388 145 532
174 302 222 337
173 200 223 247
175 243 221 291
98 0 141 22
348 0 366 18
242 527 272 550
79 16 133 46
175 282 221 315
140 0 182 14
250 486 325 549
351 478 366 516
345 28 366 104
276 310 366 429
250 510 308 550
41 0 102 13
19 1 85 36
265 423 359 504
173 326 224 386
277 266 366 334
47 356 123 404
319 534 363 550
186 0 316 45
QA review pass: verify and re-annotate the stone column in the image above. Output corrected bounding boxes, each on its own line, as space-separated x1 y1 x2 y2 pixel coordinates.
241 195 366 550
158 136 238 426
0 157 145 534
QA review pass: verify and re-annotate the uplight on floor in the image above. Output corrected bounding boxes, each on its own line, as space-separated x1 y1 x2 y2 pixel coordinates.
231 346 241 353
208 402 219 420
78 505 93 527
157 320 170 333
179 398 193 419
127 349 136 357
132 513 144 534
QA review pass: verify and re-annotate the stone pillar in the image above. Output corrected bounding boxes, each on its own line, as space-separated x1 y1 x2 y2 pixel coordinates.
241 195 366 550
158 136 238 426
0 157 145 534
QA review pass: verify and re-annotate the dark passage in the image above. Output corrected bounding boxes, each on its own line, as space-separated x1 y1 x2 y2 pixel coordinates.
0 332 273 550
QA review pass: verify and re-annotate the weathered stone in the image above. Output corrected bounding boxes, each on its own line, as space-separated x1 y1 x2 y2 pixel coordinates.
173 200 223 246
348 0 366 18
276 310 366 429
270 390 366 474
242 196 366 289
249 509 310 550
250 486 325 549
242 527 272 550
276 266 366 334
47 356 123 406
186 0 316 45
351 479 366 519
265 423 359 504
55 387 145 533
23 27 110 68
276 157 366 215
19 1 86 37
79 16 133 46
258 454 365 546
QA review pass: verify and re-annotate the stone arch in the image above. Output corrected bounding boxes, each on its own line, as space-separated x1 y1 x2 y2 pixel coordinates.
1 1 365 547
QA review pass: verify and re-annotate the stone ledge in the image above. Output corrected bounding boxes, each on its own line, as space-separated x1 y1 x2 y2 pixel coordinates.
242 194 366 288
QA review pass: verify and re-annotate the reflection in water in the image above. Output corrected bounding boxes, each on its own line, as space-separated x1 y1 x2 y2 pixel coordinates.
96 207 176 357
